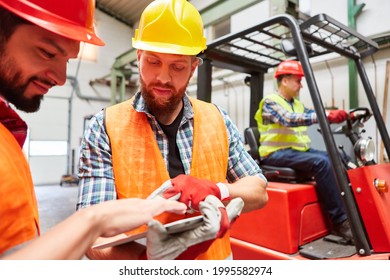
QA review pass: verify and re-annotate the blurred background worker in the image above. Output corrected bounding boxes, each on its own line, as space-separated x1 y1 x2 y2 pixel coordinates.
0 0 189 259
77 0 268 260
254 60 353 243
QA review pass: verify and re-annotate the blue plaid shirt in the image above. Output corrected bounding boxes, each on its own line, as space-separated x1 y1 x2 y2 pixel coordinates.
77 93 266 209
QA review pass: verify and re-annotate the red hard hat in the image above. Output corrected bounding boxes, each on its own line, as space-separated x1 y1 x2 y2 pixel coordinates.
274 60 304 78
0 0 105 46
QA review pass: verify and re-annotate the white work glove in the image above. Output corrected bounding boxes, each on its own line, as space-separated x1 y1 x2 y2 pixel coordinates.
145 195 244 260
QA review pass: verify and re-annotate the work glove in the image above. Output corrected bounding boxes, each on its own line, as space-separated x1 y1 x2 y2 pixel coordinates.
146 195 244 260
326 109 348 123
148 174 230 212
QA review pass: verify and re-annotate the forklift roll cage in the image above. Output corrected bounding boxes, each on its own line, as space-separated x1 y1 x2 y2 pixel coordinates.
196 13 390 257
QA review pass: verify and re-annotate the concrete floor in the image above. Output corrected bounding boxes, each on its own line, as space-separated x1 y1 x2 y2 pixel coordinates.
34 184 91 259
35 184 79 234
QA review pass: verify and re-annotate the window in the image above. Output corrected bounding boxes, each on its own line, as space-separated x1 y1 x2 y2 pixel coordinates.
29 140 68 156
78 42 97 62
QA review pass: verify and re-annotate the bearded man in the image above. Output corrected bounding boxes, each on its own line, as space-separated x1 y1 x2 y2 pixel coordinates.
77 0 268 261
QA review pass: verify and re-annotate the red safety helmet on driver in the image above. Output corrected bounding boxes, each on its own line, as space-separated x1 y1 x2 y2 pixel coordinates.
274 60 304 78
0 0 105 46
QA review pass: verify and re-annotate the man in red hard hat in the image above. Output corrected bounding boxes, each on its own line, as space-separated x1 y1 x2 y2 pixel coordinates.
0 0 191 259
255 60 354 243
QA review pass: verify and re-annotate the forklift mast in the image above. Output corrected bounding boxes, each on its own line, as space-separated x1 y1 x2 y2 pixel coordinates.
197 13 390 257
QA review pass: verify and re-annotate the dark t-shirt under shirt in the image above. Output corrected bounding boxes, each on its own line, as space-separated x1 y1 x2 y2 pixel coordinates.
158 107 185 178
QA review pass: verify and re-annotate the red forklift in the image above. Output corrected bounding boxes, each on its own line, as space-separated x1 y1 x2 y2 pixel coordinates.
197 13 390 260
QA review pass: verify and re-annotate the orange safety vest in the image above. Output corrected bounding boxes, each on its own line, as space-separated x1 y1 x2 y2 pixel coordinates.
0 123 40 254
105 96 231 260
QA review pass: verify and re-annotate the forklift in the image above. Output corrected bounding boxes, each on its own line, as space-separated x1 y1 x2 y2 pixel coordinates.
197 13 390 259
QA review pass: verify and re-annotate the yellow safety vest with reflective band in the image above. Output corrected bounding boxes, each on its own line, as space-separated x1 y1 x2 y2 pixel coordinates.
105 96 231 260
255 93 311 158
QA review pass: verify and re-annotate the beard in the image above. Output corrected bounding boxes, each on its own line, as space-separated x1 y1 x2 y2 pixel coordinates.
140 77 189 118
0 47 44 113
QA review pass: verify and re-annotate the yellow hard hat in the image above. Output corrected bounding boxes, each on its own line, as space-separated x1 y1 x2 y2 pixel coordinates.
132 0 207 55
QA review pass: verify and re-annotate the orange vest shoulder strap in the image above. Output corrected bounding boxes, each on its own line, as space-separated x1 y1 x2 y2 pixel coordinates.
105 98 169 199
189 97 228 181
0 123 39 254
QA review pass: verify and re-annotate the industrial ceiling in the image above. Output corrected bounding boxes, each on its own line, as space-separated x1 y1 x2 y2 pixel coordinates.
96 0 155 27
95 0 216 28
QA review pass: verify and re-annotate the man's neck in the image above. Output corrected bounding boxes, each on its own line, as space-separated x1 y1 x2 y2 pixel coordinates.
278 90 293 102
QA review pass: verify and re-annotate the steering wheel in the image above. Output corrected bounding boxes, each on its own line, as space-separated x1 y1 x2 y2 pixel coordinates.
324 107 372 136
347 107 372 130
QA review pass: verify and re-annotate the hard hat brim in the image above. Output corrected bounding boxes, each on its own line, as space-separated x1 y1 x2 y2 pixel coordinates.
132 40 206 56
0 0 105 46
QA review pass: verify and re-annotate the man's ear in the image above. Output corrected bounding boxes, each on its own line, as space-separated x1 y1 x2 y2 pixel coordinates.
136 49 142 62
190 57 199 76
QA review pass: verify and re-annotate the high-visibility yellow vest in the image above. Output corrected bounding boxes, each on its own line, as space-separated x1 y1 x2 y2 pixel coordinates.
255 93 311 158
0 123 40 254
105 96 231 260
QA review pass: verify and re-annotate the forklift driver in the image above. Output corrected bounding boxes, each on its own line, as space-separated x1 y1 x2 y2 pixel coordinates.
255 60 354 244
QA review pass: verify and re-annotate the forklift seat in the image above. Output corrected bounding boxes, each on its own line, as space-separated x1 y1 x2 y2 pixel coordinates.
244 127 312 182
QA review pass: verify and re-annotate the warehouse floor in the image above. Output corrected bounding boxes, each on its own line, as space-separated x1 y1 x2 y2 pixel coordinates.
35 184 79 235
34 184 90 259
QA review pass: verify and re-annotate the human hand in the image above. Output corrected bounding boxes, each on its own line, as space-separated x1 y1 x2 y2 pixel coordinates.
95 198 186 238
146 195 244 260
148 175 230 212
326 109 348 123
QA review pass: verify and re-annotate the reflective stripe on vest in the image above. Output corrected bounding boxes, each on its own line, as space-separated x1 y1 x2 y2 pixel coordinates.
0 123 40 254
105 96 231 260
255 93 311 158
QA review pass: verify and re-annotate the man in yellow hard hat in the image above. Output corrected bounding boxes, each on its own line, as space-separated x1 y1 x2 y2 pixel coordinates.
77 0 268 260
0 0 190 259
255 60 353 243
